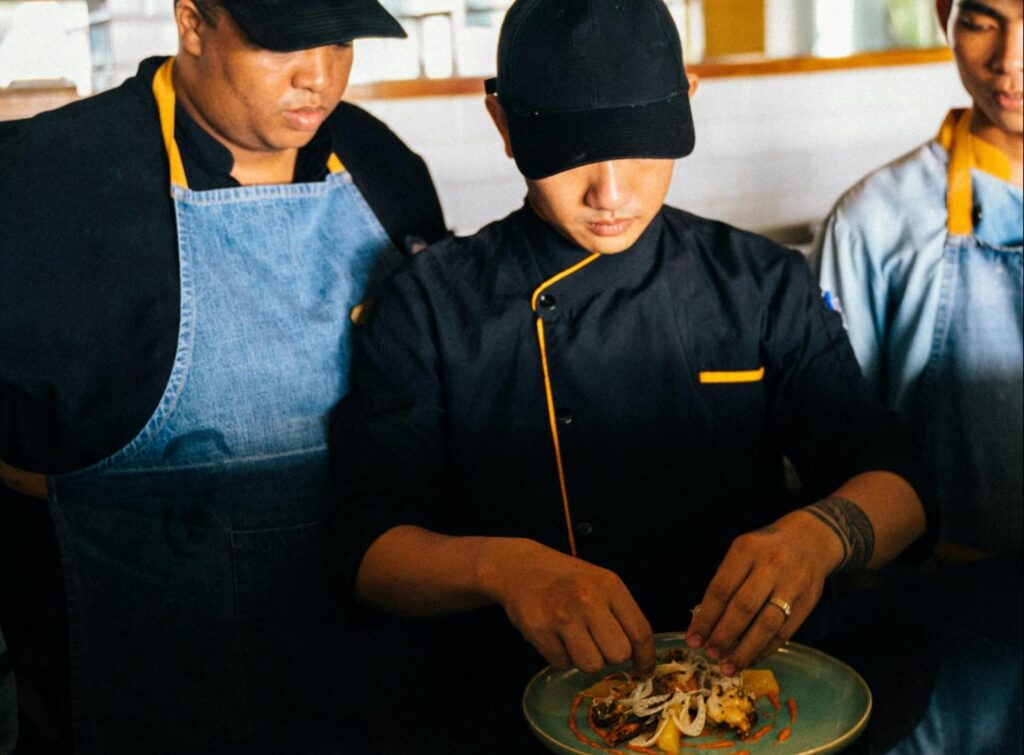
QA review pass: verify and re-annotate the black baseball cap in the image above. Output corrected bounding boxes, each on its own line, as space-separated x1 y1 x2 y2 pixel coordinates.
486 0 695 180
221 0 407 52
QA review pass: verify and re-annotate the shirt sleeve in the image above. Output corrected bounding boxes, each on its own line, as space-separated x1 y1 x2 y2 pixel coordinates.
329 260 449 593
809 203 889 401
765 253 930 515
330 102 449 255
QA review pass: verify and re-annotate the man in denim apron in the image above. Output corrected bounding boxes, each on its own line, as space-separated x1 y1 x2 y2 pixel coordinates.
812 0 1022 751
0 1 447 752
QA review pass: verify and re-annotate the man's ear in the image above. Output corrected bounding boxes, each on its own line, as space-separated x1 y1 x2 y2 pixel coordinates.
175 0 207 58
686 73 700 99
485 95 515 159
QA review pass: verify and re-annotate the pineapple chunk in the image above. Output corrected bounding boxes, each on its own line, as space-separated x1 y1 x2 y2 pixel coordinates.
740 668 780 700
655 716 681 754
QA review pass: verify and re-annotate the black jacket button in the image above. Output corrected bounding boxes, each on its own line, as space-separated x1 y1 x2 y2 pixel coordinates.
556 410 573 425
537 294 556 310
577 521 594 535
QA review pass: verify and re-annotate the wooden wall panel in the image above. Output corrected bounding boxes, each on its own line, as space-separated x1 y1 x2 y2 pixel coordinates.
0 86 78 121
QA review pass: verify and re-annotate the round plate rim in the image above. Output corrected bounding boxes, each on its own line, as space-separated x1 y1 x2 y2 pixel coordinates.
521 635 873 755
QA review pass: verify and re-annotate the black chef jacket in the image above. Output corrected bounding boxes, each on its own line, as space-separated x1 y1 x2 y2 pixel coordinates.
332 203 928 752
0 56 446 752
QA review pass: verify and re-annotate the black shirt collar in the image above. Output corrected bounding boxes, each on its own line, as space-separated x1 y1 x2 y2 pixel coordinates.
140 57 334 191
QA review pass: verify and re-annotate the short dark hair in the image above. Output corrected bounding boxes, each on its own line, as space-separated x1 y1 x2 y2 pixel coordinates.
174 0 223 26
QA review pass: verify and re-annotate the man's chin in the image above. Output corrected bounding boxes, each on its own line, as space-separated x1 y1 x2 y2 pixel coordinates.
579 227 647 255
587 240 638 255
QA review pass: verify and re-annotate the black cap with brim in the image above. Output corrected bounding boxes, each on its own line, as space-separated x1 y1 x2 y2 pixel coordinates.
222 0 407 52
505 91 695 181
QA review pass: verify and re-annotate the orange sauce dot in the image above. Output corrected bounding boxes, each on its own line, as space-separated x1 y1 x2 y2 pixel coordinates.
691 741 735 750
743 725 774 744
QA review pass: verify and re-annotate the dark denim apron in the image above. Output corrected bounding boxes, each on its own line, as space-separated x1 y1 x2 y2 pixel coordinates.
907 108 1023 555
888 109 1023 755
42 58 400 753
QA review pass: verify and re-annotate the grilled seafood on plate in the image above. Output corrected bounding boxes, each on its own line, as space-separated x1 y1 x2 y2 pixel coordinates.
575 646 779 752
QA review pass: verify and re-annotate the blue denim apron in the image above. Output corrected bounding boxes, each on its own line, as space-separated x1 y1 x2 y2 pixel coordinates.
907 109 1023 555
43 58 401 754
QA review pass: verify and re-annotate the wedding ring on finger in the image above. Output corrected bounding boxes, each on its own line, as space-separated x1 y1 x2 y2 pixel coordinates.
767 597 792 618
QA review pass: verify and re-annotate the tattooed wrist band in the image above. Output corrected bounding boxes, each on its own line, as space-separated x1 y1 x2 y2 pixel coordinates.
803 496 875 574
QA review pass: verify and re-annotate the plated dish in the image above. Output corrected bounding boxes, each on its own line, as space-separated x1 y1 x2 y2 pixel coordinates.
523 633 871 755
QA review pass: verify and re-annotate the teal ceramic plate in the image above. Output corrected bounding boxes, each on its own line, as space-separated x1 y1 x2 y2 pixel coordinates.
523 633 871 755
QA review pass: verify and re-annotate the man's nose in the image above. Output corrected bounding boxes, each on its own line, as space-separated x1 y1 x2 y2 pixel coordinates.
292 46 335 93
992 21 1023 76
585 161 631 212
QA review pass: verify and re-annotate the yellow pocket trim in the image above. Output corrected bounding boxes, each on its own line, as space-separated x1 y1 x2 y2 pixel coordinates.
699 367 765 384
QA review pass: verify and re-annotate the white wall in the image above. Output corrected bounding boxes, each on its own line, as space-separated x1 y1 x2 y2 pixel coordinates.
358 60 968 240
87 0 177 92
0 1 91 94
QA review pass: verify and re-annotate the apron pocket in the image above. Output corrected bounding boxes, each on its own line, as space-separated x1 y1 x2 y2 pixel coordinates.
230 521 348 730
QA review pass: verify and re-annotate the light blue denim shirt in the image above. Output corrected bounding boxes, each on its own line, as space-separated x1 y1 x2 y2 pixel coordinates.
811 139 1023 418
812 130 1024 755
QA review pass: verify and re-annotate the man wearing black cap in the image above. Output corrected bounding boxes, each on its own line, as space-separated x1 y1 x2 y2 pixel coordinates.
334 0 929 751
0 1 446 753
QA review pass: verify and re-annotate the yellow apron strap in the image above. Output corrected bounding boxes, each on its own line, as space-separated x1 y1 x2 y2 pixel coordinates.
944 108 977 236
938 107 1014 236
152 57 189 192
935 108 961 150
0 459 47 499
327 153 346 174
151 58 346 189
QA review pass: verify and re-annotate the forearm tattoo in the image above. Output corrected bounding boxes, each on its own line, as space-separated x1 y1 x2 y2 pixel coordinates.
803 496 875 573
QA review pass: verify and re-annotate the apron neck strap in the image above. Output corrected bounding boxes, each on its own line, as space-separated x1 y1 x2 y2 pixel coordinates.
943 109 975 236
152 57 189 191
938 108 1013 236
326 153 345 173
151 57 346 193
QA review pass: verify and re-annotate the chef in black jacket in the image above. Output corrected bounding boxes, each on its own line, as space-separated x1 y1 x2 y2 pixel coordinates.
0 1 446 753
334 0 929 751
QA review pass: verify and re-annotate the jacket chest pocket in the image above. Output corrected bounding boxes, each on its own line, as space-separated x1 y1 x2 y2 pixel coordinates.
694 365 769 451
699 366 765 385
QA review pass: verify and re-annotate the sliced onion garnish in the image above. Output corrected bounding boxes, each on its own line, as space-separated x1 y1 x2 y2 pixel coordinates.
625 678 654 702
672 695 706 737
630 691 673 717
630 713 671 748
607 647 746 743
654 660 698 677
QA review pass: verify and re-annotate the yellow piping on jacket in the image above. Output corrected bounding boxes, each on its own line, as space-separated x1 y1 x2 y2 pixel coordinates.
531 254 601 557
